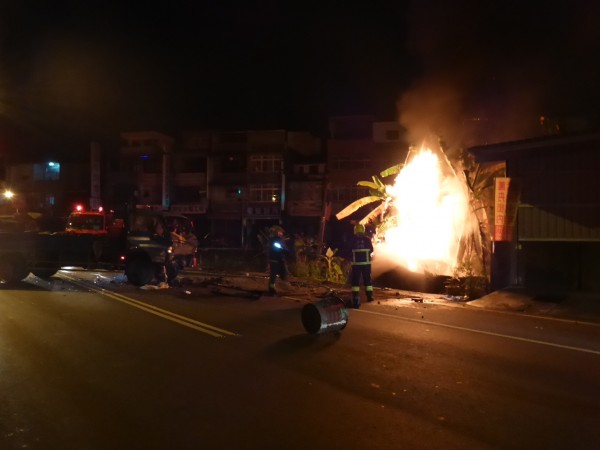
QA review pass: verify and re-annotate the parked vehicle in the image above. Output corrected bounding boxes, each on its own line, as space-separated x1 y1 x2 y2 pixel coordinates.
124 209 179 286
0 207 179 287
0 213 61 284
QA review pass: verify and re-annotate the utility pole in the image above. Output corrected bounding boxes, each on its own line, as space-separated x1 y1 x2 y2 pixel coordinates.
162 144 171 210
319 181 331 246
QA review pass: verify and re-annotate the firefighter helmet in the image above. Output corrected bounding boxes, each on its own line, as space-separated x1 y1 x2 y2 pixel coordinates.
354 223 365 235
271 225 285 236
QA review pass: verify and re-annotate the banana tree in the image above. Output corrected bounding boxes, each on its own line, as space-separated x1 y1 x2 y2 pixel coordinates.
431 141 505 289
461 155 506 284
335 164 403 228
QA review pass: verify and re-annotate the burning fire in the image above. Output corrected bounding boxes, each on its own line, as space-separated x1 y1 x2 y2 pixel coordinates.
374 142 472 276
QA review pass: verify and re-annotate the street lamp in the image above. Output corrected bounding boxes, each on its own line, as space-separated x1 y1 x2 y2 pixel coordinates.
2 189 19 213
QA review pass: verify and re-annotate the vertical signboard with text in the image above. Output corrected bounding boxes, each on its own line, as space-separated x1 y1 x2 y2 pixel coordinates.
494 177 511 241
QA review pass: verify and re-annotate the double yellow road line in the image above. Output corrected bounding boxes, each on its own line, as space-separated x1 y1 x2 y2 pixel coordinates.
58 273 239 338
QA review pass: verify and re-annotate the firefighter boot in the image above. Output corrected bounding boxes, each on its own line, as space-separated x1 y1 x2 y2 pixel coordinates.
352 295 361 309
366 287 374 302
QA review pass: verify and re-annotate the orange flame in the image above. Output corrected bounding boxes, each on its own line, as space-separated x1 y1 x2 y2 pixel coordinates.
374 142 471 276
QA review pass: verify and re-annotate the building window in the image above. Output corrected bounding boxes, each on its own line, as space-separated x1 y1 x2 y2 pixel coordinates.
249 183 279 202
249 154 282 173
309 164 323 175
179 156 206 173
173 186 204 202
385 129 400 140
294 164 323 175
141 156 162 173
33 162 60 181
45 194 55 206
225 187 243 200
119 159 136 172
330 186 369 202
331 157 371 170
221 155 246 173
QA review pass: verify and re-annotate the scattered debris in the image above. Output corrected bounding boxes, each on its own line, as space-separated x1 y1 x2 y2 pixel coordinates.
140 284 159 290
111 274 128 284
140 282 169 290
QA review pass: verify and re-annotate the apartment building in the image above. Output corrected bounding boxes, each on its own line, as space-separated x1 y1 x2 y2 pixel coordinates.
103 129 322 249
209 129 322 248
285 132 325 239
174 130 209 216
105 131 175 213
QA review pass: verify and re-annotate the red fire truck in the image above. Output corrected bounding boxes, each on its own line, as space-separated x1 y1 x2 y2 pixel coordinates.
65 205 124 237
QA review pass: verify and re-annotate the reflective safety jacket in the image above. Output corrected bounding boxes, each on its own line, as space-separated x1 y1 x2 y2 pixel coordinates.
351 235 373 265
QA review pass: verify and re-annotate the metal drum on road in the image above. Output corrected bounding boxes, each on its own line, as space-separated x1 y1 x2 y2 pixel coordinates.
301 296 349 334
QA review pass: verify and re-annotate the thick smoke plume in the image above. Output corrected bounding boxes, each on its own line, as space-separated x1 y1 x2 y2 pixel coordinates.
398 0 600 150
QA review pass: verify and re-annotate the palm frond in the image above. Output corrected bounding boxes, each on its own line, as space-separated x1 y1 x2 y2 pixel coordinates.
335 196 382 220
359 203 385 225
368 188 387 198
357 181 380 190
373 176 386 189
380 164 403 178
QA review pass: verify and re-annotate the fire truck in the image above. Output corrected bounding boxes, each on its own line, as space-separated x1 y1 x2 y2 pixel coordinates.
58 205 125 269
65 205 113 236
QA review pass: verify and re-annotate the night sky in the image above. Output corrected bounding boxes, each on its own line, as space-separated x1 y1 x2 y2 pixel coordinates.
0 0 599 153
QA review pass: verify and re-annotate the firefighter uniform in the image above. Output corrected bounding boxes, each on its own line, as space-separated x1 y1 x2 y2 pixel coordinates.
267 226 289 295
350 224 374 308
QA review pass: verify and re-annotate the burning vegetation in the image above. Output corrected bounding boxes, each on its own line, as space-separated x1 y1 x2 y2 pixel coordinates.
337 137 503 296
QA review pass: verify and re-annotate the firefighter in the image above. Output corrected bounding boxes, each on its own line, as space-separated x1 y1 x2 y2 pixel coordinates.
266 225 289 296
153 218 175 288
350 223 374 308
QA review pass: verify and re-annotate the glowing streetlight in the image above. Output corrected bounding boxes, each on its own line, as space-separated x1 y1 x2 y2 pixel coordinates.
3 190 14 200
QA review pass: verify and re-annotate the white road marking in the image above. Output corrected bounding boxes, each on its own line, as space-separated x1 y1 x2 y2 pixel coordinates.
359 309 600 355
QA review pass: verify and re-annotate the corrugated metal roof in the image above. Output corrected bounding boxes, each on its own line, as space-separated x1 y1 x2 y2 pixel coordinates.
470 132 600 162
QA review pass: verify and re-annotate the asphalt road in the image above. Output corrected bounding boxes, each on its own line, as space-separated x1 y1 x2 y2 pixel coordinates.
0 269 599 450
